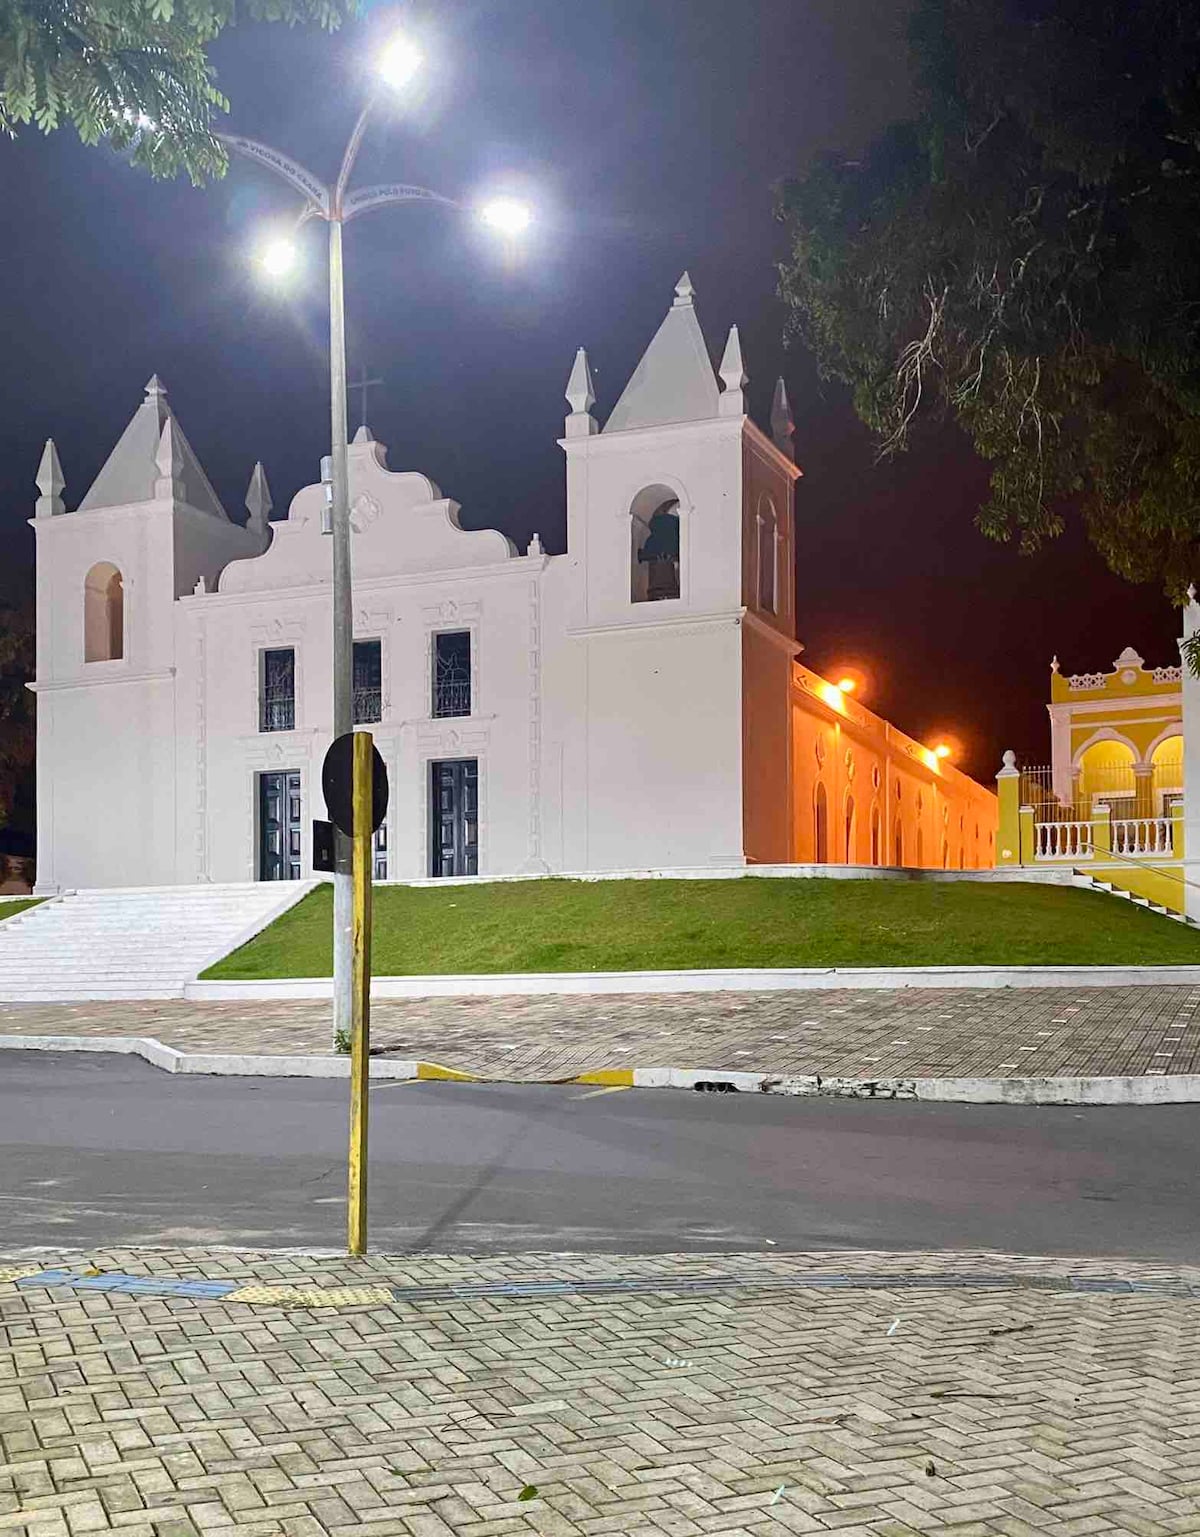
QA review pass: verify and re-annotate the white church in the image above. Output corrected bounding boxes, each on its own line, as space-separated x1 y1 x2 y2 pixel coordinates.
32 274 808 892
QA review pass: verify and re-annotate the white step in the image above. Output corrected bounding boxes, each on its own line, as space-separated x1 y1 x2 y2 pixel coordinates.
0 881 316 1001
1081 876 1196 926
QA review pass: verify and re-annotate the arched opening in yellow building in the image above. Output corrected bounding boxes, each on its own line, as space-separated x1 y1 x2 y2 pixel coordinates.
870 805 880 865
1151 734 1183 817
844 793 856 862
814 782 828 862
1075 738 1137 819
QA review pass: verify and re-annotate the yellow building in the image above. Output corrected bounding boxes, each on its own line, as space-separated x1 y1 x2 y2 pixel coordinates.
997 644 1186 911
786 662 998 869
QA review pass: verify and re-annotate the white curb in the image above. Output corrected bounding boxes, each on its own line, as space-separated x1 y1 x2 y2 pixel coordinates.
3 1035 1199 1103
184 961 1200 1001
0 1036 419 1080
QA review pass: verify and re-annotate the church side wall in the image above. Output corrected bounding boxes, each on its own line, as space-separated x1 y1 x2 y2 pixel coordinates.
790 667 997 868
741 619 795 863
739 429 799 864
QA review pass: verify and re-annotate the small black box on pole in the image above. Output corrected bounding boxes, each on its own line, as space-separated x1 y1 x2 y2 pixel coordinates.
312 819 336 873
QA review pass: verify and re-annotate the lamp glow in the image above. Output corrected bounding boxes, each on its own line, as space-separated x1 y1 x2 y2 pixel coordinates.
934 743 953 760
260 238 298 278
479 196 533 236
377 34 423 90
837 677 856 693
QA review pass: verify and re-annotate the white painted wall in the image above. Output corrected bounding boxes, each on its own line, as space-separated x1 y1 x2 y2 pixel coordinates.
33 279 802 892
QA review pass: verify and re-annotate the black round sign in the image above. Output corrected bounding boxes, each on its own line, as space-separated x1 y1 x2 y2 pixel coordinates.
322 732 389 837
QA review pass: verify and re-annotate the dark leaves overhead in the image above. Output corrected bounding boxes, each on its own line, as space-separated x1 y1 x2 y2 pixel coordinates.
777 0 1200 597
0 0 357 183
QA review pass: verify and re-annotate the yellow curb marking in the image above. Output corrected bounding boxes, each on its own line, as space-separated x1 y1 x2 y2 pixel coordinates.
416 1061 479 1082
571 1084 633 1100
225 1284 395 1308
568 1069 636 1087
0 1266 46 1284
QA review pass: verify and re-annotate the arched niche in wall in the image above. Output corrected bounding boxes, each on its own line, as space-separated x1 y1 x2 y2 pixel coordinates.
629 485 681 603
84 562 124 662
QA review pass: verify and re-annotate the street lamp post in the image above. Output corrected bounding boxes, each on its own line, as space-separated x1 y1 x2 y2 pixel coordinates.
220 40 530 1049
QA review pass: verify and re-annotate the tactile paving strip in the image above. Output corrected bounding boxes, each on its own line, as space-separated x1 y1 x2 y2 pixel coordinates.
0 1265 46 1284
8 1266 1200 1307
225 1284 395 1307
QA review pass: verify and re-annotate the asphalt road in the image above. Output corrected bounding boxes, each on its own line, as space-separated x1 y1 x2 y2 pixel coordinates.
2 1050 1199 1261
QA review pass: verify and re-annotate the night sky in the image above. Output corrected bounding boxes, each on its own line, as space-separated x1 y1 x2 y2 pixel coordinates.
0 0 1183 782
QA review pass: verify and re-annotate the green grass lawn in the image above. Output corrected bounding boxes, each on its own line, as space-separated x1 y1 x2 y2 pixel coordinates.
201 877 1200 980
0 898 42 922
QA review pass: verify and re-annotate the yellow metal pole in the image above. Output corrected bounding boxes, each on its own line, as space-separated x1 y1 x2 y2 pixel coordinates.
347 730 373 1256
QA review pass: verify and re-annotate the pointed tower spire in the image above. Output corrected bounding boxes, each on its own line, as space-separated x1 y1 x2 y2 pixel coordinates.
564 347 598 438
770 377 796 462
604 272 719 433
245 462 273 540
35 438 66 518
719 326 748 417
154 415 186 500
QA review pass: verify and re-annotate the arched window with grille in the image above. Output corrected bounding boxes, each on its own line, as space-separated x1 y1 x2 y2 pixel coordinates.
84 562 123 662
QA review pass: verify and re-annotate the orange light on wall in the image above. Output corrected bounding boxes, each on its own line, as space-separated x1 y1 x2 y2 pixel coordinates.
828 665 867 699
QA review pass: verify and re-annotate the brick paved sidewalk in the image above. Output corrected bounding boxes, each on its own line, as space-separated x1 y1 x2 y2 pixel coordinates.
3 1244 1200 1535
6 983 1200 1081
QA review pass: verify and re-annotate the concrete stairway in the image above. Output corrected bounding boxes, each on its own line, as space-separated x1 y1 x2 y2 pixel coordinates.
1076 873 1197 926
0 882 318 1001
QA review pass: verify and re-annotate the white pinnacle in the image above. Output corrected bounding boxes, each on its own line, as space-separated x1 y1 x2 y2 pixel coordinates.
771 377 796 459
673 271 696 308
155 415 185 489
719 326 748 416
245 462 273 527
565 347 596 415
36 438 64 499
35 438 66 517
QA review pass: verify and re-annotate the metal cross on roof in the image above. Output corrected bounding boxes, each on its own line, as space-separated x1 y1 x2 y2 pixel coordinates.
349 365 383 432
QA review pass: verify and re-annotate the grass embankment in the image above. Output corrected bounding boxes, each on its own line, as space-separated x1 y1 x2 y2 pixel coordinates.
0 898 43 922
201 877 1200 980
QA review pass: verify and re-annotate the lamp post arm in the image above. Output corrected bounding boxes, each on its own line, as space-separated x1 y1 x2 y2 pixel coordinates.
342 184 461 222
334 99 376 216
216 132 331 219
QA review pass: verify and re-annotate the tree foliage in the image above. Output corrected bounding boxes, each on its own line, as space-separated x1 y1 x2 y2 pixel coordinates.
0 0 356 183
777 0 1200 597
0 603 34 839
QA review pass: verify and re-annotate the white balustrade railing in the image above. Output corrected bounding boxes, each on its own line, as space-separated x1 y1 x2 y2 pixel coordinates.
1034 817 1175 861
1035 822 1093 860
1111 817 1174 856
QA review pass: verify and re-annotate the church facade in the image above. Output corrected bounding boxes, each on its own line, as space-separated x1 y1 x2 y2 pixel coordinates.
31 274 996 893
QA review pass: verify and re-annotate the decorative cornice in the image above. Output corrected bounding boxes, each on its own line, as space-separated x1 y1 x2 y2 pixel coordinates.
567 608 741 640
742 609 803 654
29 668 174 693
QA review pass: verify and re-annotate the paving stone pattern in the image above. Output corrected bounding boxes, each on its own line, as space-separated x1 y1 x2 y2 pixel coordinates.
6 986 1200 1080
4 1245 1200 1535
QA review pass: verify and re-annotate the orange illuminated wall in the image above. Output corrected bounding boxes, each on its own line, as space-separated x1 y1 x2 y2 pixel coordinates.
786 662 998 869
